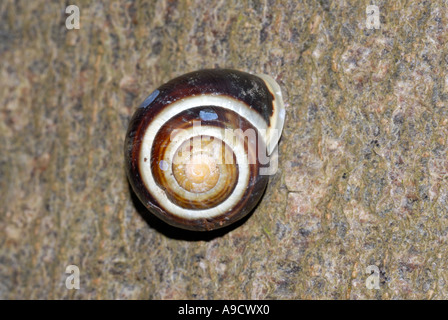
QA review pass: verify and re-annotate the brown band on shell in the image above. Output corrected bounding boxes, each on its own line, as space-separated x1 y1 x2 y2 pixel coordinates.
140 69 275 124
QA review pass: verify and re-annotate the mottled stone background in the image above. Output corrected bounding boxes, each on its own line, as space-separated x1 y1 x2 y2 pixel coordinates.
1 0 448 299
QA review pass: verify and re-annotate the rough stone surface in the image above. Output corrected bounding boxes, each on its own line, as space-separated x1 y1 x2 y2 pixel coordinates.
1 0 448 299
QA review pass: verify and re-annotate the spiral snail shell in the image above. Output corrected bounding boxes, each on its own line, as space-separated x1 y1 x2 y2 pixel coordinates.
125 69 285 231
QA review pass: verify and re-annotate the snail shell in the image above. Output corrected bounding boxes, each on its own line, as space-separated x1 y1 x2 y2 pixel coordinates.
125 69 285 231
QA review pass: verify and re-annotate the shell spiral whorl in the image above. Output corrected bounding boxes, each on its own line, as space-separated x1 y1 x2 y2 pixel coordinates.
125 69 285 231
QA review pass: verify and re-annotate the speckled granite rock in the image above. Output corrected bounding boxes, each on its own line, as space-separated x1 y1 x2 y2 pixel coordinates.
1 0 448 299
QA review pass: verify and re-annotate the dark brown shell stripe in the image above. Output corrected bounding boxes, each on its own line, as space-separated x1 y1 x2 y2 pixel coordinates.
144 69 275 123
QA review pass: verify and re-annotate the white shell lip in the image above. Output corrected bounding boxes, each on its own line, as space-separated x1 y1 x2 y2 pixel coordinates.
256 73 286 155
